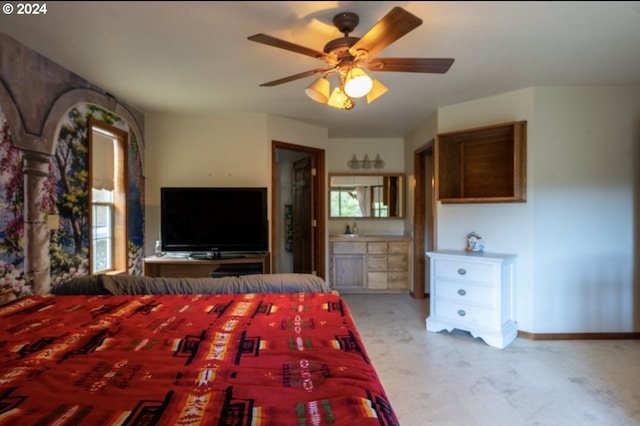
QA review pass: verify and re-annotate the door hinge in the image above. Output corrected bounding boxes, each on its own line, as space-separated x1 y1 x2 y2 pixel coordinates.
311 167 317 176
312 219 317 227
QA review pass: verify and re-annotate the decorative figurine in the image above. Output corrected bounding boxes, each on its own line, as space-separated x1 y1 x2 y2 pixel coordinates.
465 232 485 252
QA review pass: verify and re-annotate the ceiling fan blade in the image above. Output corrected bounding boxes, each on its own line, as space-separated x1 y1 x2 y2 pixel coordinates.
366 58 455 73
258 68 334 87
349 7 423 60
248 33 332 62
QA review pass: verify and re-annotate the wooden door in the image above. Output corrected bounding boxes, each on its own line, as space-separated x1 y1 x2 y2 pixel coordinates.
271 141 325 279
413 143 435 298
292 156 314 273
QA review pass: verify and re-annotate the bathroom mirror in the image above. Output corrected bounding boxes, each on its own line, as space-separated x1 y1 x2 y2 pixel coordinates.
329 173 405 219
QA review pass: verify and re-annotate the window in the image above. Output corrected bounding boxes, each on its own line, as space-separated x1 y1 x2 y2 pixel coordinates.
330 187 362 217
329 185 388 218
92 188 113 272
371 185 388 218
89 119 128 275
328 173 405 219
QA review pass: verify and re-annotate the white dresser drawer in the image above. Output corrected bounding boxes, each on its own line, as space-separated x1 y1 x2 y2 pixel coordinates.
433 298 494 328
434 279 494 307
426 251 517 349
433 258 494 282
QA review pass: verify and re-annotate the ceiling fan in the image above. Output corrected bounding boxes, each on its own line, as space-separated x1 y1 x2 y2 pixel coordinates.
247 6 454 110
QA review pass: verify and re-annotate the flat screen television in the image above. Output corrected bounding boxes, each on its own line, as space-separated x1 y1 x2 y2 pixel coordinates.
160 187 268 256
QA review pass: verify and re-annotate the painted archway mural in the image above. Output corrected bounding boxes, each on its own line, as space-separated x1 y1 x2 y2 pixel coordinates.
0 102 144 301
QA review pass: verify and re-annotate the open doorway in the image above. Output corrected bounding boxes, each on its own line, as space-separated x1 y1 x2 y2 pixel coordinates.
413 141 436 298
271 141 326 278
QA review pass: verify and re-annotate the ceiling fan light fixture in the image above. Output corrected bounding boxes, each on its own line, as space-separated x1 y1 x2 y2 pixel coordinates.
305 77 330 103
366 79 389 104
343 97 355 110
249 8 453 109
344 68 373 98
327 87 354 110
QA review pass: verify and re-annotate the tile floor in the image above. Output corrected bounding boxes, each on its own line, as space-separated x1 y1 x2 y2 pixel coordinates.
341 293 640 426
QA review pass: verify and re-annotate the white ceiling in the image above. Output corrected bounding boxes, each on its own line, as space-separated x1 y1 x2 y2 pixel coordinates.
2 1 640 138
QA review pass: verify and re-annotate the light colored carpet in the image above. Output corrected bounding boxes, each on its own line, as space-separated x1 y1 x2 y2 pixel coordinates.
341 293 640 426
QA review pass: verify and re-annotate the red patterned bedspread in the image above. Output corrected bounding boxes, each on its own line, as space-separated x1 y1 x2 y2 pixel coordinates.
0 293 398 426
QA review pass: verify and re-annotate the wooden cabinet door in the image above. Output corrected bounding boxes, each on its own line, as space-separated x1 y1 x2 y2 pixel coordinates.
329 237 412 292
332 255 365 288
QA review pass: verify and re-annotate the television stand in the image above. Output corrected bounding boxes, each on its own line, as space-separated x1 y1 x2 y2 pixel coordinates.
218 253 246 259
210 263 263 278
143 252 270 278
188 252 220 260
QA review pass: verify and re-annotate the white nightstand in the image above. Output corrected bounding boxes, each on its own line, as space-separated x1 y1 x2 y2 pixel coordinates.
426 250 517 349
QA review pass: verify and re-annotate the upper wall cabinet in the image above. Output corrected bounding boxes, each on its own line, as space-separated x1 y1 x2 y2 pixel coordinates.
436 121 527 204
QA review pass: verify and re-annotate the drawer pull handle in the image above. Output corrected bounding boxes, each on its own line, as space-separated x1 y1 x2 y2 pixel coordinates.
457 268 466 275
457 309 466 317
457 289 467 296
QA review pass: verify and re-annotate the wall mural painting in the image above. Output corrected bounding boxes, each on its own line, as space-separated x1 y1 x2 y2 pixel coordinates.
0 111 28 303
0 103 145 300
127 121 145 276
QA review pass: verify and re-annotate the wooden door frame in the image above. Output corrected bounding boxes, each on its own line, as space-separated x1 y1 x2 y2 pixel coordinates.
413 141 435 298
271 141 326 279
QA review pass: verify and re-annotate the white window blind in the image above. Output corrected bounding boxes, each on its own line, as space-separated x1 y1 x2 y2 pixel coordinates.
92 130 115 191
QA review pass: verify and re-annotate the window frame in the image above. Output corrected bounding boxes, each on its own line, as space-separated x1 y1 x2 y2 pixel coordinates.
88 118 128 275
370 185 388 218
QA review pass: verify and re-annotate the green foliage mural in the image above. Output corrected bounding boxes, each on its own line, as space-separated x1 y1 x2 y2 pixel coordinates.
50 104 145 286
0 119 22 259
0 103 145 298
0 113 30 300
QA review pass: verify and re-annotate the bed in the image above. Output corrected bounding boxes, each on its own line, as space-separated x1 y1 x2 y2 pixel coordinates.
0 274 399 425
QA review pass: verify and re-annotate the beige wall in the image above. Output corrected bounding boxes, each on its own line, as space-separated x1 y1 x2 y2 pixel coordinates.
421 86 640 333
268 115 328 273
144 113 411 276
404 110 438 245
144 112 334 272
528 86 639 333
267 115 328 150
145 86 640 334
144 113 270 254
327 137 406 236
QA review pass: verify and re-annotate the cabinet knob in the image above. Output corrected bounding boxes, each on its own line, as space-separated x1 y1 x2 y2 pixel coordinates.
457 268 466 275
457 289 467 296
457 309 466 317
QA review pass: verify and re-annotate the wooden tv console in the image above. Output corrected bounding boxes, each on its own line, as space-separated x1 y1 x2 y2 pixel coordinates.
143 253 270 278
